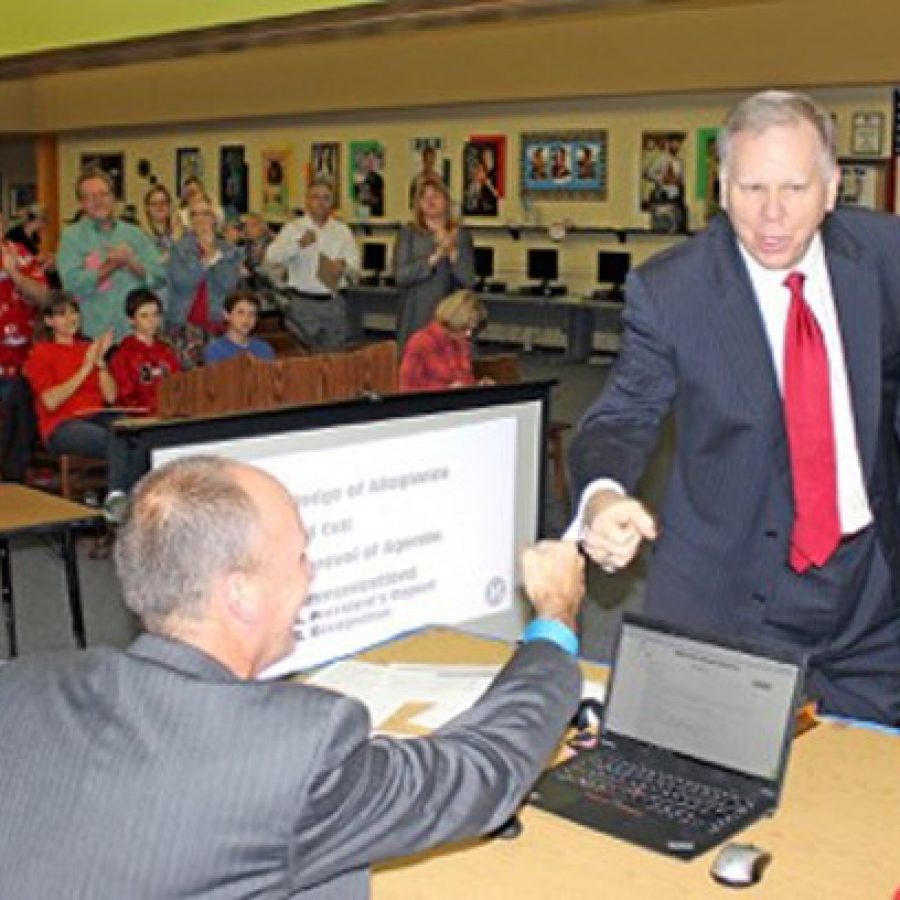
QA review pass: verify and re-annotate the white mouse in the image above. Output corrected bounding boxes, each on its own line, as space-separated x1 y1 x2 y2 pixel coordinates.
710 842 772 887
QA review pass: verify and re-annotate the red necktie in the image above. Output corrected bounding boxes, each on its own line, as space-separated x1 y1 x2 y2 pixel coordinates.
782 271 840 573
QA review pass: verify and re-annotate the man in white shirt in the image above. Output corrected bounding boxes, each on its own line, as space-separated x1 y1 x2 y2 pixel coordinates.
570 90 900 724
265 177 360 349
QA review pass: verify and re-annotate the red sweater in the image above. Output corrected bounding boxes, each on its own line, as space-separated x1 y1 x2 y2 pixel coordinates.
109 335 181 414
23 340 107 442
0 242 47 379
399 321 475 391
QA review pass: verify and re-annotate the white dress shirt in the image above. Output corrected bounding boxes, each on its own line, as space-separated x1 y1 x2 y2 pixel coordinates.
265 214 360 295
740 235 871 535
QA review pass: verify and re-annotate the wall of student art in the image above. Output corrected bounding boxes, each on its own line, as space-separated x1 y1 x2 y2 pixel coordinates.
55 84 893 296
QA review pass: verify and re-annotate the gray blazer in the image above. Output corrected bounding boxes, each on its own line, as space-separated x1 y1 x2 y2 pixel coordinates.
569 209 900 721
394 224 475 346
0 632 579 898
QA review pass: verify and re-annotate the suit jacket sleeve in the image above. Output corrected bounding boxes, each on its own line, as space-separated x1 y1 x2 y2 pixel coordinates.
393 226 433 288
288 640 580 891
568 268 678 499
450 227 476 289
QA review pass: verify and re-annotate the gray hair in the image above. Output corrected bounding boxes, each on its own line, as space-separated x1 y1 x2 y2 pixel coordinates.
718 90 837 177
114 456 263 631
76 166 115 199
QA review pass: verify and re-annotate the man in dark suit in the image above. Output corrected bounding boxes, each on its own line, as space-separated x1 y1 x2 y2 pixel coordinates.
0 456 583 898
570 90 900 725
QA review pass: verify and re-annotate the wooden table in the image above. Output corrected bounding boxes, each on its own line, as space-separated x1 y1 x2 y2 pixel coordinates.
0 484 102 656
365 629 900 900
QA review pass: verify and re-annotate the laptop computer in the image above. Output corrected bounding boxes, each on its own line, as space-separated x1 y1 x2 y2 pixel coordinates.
529 614 805 859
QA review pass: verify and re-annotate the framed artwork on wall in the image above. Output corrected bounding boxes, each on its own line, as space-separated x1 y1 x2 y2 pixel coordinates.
79 152 125 200
520 130 607 201
850 112 885 157
695 127 722 222
8 182 37 217
219 145 248 217
261 147 295 220
310 142 341 207
640 131 687 210
462 138 503 217
349 141 385 217
408 137 449 209
176 147 204 198
838 159 889 210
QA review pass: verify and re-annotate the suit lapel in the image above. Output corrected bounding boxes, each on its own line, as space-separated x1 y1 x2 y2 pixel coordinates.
704 217 784 421
822 214 880 480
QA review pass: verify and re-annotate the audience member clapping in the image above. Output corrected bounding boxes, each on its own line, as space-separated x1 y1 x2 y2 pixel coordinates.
165 196 242 367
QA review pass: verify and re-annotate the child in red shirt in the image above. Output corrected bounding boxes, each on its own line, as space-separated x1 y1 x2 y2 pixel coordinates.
110 288 181 415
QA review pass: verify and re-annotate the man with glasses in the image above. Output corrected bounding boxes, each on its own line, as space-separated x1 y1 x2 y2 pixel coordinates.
58 167 165 340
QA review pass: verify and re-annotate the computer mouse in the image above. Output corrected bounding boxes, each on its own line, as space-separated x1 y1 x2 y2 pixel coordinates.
710 842 772 887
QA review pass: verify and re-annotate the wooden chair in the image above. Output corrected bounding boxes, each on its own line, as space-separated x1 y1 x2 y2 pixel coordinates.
57 454 108 502
28 446 108 502
473 354 572 505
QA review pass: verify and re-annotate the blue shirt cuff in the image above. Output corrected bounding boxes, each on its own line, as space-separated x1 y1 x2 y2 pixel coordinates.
522 618 579 657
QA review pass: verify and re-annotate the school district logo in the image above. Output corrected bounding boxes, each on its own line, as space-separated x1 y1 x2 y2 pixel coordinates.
484 576 507 608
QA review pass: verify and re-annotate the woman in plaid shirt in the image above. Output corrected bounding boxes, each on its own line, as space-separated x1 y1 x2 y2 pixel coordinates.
399 289 490 391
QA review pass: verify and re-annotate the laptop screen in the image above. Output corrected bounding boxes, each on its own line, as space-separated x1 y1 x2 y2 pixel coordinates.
604 619 801 783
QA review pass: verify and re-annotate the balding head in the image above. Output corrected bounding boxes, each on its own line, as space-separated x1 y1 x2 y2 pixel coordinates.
114 456 282 631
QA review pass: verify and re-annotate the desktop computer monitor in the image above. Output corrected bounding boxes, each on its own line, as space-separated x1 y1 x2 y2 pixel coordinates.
527 248 559 286
474 246 495 281
596 250 631 298
362 242 388 275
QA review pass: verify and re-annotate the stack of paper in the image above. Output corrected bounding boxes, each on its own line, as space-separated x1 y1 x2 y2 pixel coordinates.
307 659 606 731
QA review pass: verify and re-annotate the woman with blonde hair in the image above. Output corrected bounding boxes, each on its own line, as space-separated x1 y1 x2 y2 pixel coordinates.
394 175 475 347
399 289 490 391
142 184 183 260
165 196 242 366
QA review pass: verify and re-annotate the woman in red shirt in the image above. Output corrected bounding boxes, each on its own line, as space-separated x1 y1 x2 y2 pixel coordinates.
23 293 131 513
399 289 489 391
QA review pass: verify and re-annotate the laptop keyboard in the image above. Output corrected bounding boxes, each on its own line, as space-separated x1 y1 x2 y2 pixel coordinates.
554 752 755 832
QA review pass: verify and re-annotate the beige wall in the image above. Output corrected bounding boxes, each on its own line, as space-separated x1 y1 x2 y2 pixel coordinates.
56 85 892 296
0 137 38 218
0 80 33 132
4 0 898 133
3 0 896 285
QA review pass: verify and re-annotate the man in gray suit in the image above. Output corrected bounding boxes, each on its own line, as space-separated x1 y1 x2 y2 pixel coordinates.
571 90 900 724
0 456 583 898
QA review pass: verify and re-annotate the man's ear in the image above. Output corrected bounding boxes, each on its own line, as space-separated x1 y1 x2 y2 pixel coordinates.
221 571 261 626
